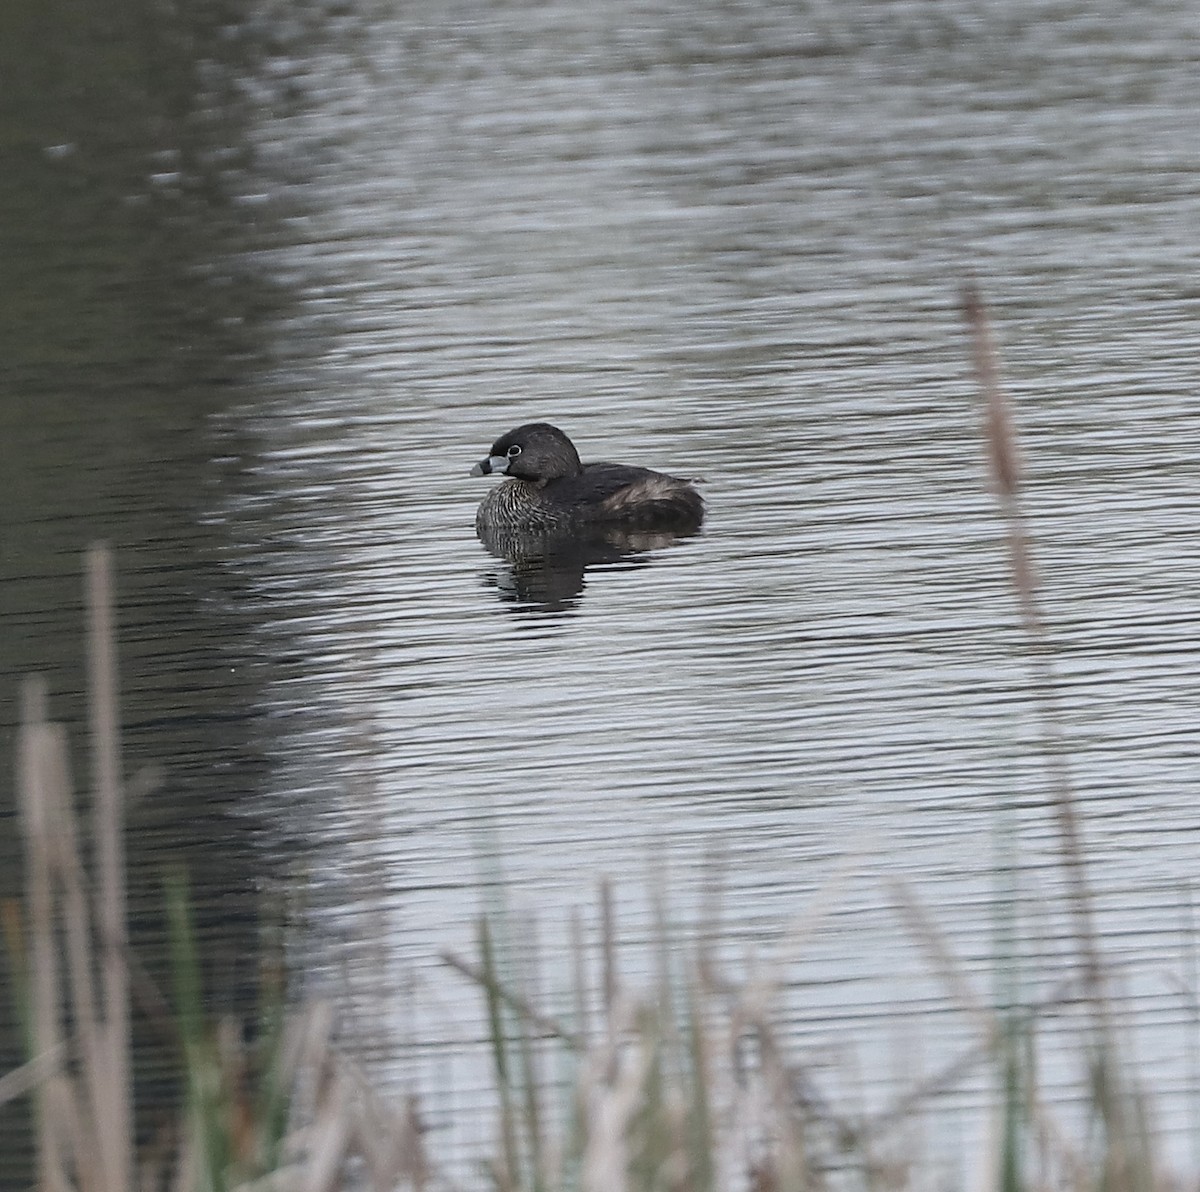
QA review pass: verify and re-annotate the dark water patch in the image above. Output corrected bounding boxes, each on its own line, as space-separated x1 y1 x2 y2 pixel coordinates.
0 0 302 1181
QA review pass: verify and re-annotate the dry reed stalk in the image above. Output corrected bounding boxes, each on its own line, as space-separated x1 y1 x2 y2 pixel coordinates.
354 1090 429 1191
578 994 648 1192
17 678 94 1192
10 548 133 1192
960 286 1153 1185
960 285 1100 978
959 283 1038 629
886 878 1102 1180
9 545 436 1192
13 548 135 1191
0 1047 63 1111
87 543 132 1192
172 1000 431 1192
440 951 579 1048
17 678 64 1191
571 906 591 1050
891 878 991 1032
600 879 618 1021
51 721 111 1192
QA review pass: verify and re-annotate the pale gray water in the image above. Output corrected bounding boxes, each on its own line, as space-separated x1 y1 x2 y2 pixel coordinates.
2 0 1199 1182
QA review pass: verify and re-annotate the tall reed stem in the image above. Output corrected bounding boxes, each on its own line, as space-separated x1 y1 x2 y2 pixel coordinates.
961 286 1149 1186
87 543 132 1192
960 284 1102 1003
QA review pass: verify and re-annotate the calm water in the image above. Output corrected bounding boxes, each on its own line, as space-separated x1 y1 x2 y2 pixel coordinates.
2 0 1199 1181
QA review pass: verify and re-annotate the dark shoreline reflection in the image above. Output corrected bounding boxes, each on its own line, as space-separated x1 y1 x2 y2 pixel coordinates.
477 522 702 613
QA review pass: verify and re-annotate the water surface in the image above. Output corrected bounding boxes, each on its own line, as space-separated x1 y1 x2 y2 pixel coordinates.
3 0 1199 1181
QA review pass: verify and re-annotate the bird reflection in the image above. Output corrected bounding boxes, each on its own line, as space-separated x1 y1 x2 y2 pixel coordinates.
477 522 700 614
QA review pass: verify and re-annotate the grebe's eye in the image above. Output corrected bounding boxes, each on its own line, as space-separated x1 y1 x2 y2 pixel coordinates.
506 444 522 458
